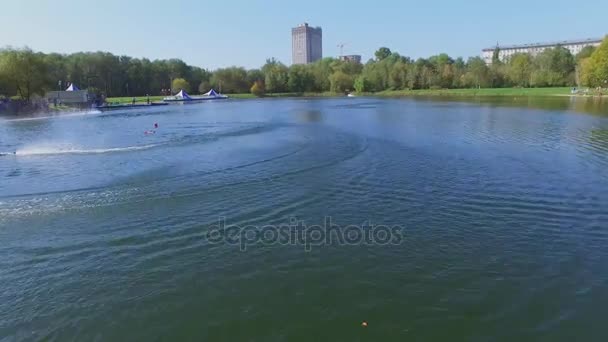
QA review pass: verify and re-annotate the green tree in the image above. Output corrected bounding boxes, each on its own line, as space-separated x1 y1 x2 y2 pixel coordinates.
262 58 289 93
189 67 211 94
210 67 249 93
531 46 575 87
43 53 67 91
288 64 314 92
0 52 16 96
198 80 211 93
576 46 596 63
580 37 608 87
354 75 371 93
309 58 334 91
451 57 466 88
463 57 490 88
171 78 191 93
489 63 507 88
359 61 383 91
0 48 47 101
246 69 264 85
492 46 501 65
250 80 265 97
329 71 354 93
508 53 533 87
388 61 408 90
375 47 392 61
427 54 455 88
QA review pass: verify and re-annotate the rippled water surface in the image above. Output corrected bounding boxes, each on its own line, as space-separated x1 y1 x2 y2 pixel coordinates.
1 98 608 341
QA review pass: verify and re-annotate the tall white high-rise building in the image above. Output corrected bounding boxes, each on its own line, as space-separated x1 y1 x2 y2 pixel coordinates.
292 23 322 65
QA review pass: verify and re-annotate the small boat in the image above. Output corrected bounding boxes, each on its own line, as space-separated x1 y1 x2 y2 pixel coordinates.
347 93 356 97
163 89 228 102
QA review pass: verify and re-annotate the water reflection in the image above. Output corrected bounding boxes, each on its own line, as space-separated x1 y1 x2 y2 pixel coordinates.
589 129 608 152
414 95 608 116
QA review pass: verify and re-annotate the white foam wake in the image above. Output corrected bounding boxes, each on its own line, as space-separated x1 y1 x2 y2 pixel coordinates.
2 109 102 122
13 143 159 156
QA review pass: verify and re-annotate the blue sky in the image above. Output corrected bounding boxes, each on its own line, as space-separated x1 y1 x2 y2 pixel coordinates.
1 0 606 69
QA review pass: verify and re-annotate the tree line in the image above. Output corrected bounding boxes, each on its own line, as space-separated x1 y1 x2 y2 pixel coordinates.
1 36 607 101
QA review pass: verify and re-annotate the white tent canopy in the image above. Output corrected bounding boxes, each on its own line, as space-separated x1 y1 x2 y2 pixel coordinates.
174 90 192 99
65 83 80 91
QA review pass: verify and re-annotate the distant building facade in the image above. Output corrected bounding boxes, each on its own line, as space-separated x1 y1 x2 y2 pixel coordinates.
339 55 362 64
482 38 603 64
292 23 322 64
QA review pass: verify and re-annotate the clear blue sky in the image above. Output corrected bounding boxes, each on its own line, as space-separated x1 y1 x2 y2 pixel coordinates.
1 0 606 69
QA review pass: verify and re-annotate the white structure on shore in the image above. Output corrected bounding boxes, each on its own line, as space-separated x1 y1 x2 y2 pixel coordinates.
45 83 90 105
482 38 603 64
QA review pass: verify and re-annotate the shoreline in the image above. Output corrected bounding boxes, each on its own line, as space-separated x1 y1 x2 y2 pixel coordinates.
106 87 603 103
3 87 603 119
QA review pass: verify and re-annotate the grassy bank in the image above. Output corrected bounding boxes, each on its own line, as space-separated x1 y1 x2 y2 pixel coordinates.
107 92 337 102
371 87 573 97
105 96 166 104
219 92 337 99
227 88 577 98
107 88 583 103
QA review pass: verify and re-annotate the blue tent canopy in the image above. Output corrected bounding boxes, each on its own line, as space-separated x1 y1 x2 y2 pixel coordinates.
66 84 80 91
204 89 219 96
175 90 192 99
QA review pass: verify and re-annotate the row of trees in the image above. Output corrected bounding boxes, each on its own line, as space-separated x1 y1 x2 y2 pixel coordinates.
352 41 607 92
1 37 607 101
0 50 213 101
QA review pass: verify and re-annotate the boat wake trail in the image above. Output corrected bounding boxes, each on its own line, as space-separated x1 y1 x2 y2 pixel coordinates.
13 143 159 156
3 109 102 122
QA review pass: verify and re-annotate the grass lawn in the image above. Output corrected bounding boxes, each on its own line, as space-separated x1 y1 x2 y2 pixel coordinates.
107 92 338 102
372 87 573 97
107 88 581 103
105 96 166 104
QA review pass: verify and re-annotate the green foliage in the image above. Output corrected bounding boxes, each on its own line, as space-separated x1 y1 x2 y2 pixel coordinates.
287 64 314 93
580 37 608 87
0 48 47 101
171 78 191 93
250 80 265 97
246 69 264 85
462 57 490 88
262 58 289 93
389 60 408 90
329 71 354 93
376 87 571 97
529 46 575 87
576 46 596 63
489 62 507 87
309 58 334 91
507 53 533 87
210 67 249 93
198 80 211 93
0 49 214 98
492 47 501 65
0 41 600 101
375 47 392 61
354 75 370 93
